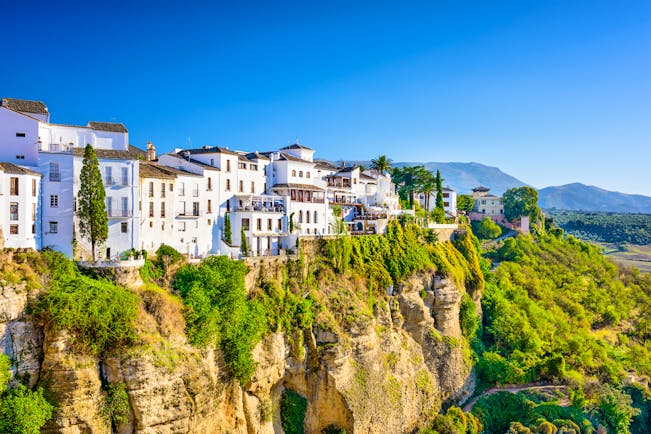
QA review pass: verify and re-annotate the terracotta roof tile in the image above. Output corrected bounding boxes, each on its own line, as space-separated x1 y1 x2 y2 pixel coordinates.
0 162 41 176
87 122 128 133
1 98 48 115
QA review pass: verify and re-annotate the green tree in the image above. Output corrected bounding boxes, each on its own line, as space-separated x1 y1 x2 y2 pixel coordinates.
502 187 540 223
458 194 475 213
435 169 444 211
597 385 640 434
420 171 437 212
474 216 502 239
392 165 430 209
240 228 249 256
77 144 108 260
370 154 392 174
223 213 232 244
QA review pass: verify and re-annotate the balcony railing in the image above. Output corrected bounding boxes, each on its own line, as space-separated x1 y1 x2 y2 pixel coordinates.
108 209 132 218
235 205 285 213
177 211 201 218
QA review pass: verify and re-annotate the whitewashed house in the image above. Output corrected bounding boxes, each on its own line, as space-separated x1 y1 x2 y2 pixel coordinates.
419 186 458 218
0 163 41 249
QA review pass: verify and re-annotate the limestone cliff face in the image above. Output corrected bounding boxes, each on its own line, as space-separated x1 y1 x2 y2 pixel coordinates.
0 261 476 434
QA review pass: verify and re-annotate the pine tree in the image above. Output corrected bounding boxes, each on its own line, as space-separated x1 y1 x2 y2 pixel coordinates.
77 144 108 261
223 213 232 244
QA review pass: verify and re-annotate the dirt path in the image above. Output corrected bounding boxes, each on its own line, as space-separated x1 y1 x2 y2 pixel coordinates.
462 384 568 412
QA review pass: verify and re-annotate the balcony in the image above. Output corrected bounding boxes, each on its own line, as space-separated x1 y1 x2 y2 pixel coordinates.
235 205 285 213
108 209 132 218
177 211 201 218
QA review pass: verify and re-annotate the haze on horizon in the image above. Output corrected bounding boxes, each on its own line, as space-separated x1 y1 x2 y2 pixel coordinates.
2 0 649 195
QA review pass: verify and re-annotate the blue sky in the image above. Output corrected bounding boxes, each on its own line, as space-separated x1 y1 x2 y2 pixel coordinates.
2 1 650 194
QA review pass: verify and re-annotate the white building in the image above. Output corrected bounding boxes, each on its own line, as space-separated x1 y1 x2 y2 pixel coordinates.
0 163 41 249
471 186 503 218
1 98 141 258
419 186 458 218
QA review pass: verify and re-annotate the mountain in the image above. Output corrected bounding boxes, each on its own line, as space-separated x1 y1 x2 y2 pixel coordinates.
538 183 651 213
349 161 528 195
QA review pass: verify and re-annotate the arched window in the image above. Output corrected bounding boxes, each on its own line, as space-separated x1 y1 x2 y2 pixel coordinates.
306 228 310 234
299 210 303 223
306 172 311 178
314 211 318 223
306 211 310 223
299 171 303 178
292 170 296 176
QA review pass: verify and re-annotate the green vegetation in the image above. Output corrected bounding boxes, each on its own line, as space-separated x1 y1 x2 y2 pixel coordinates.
472 217 502 240
549 211 651 245
0 354 53 434
102 382 130 429
240 228 249 256
458 194 475 213
422 406 482 434
33 252 139 355
77 144 108 260
503 187 541 225
224 213 233 244
173 256 266 384
280 389 307 434
370 154 392 174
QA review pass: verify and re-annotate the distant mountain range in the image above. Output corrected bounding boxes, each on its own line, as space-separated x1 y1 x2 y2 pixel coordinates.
347 160 651 214
538 183 651 214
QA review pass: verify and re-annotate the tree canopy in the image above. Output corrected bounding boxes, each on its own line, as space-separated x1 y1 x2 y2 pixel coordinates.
502 187 541 223
370 155 392 174
77 144 108 260
458 194 475 213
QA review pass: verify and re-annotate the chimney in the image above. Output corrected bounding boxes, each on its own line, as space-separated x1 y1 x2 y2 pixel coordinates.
146 141 156 161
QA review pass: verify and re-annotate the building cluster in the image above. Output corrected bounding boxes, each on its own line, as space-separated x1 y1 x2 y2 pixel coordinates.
468 186 505 222
0 98 400 259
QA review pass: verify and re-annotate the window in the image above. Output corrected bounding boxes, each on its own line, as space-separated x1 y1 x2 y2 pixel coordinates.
149 182 154 197
49 221 58 234
226 179 231 191
298 210 303 223
306 172 311 178
32 203 36 220
239 162 246 169
161 182 166 198
250 164 258 171
179 182 185 196
444 202 449 207
32 224 35 234
193 202 200 216
207 199 212 214
239 180 243 192
10 177 18 195
292 170 296 176
149 202 154 217
180 201 186 215
32 179 36 196
210 158 214 166
106 197 113 216
207 178 212 190
226 200 231 212
257 218 262 231
49 163 60 182
15 155 25 160
178 222 186 232
10 203 18 220
161 202 166 217
161 222 165 230
10 225 18 235
121 167 129 186
250 181 255 193
121 197 128 217
50 195 59 207
105 167 113 185
226 160 231 172
299 171 303 178
192 184 199 197
169 182 173 192
242 218 250 230
15 132 25 137
443 193 450 198
278 218 282 231
306 211 310 223
314 211 318 224
121 222 128 233
267 219 272 231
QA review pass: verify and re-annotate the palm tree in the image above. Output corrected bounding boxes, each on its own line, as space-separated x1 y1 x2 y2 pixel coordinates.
419 172 437 211
393 165 430 209
370 155 392 174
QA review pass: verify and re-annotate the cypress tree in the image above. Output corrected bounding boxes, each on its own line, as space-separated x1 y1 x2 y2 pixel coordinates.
77 144 108 261
435 170 444 211
224 213 232 244
240 228 249 256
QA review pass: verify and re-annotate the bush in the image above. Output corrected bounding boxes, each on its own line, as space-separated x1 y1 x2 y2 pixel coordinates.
102 382 130 429
473 217 502 240
280 389 307 434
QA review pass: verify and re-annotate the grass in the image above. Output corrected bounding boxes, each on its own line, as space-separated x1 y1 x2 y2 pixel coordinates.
596 242 651 273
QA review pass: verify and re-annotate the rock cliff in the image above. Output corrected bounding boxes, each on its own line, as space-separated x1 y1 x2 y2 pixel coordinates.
0 244 479 433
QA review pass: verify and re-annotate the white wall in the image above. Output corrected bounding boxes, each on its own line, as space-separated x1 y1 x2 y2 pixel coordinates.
0 170 40 249
0 108 40 166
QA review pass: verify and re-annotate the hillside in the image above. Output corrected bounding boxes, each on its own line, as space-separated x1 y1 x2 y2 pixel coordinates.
539 183 651 213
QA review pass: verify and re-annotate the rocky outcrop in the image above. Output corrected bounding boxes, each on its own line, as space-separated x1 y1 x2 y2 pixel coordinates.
0 256 476 433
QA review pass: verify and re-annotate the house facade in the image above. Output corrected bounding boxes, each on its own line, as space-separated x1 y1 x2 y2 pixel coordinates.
470 186 504 222
0 163 41 249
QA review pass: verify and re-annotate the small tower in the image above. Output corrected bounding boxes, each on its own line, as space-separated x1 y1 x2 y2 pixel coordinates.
146 141 156 161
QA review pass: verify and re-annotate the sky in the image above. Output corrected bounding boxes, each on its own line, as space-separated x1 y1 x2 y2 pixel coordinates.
2 0 650 195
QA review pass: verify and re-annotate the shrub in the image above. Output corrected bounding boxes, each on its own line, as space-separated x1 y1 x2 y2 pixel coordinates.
280 389 307 434
102 382 130 429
